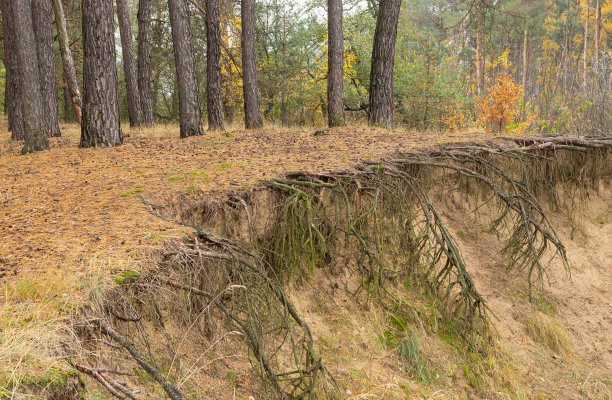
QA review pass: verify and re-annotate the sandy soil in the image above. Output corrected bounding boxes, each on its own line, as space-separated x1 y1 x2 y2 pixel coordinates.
443 184 612 399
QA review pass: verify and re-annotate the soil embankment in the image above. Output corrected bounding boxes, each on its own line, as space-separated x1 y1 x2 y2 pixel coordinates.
1 128 610 399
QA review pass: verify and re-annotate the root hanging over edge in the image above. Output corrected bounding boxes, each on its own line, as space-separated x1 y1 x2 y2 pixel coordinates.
72 135 611 400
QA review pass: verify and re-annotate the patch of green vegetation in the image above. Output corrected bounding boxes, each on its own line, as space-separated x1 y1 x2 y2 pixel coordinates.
120 186 145 197
371 165 384 174
226 371 238 387
455 228 477 241
114 270 141 285
594 213 608 226
221 132 232 138
462 364 482 389
218 163 231 169
183 181 200 195
200 139 216 147
167 174 184 182
380 313 432 383
0 367 77 398
188 170 208 178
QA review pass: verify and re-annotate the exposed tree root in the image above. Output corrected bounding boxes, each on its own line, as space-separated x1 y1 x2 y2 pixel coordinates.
75 136 611 399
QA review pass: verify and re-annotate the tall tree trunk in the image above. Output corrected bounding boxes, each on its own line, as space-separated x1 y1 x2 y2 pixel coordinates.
563 0 572 92
368 0 401 129
168 0 203 137
594 0 600 67
241 0 263 129
53 0 82 124
206 0 225 131
1 0 25 140
137 0 154 127
522 27 529 92
583 0 589 88
81 0 123 147
475 17 484 96
327 0 344 127
117 0 143 128
63 78 74 121
11 0 49 153
280 5 287 126
32 0 61 137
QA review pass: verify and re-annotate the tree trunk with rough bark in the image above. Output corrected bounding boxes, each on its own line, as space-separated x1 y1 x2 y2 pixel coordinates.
583 0 589 88
522 27 529 92
137 0 154 127
117 0 143 127
1 0 25 140
32 0 61 137
475 8 484 97
11 0 49 153
241 0 263 129
53 0 82 124
206 0 225 131
168 0 203 137
327 0 345 127
368 0 401 129
81 0 123 147
594 0 600 67
63 79 74 121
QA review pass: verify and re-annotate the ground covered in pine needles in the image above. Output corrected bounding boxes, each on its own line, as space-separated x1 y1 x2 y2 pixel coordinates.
0 121 494 281
2 121 610 400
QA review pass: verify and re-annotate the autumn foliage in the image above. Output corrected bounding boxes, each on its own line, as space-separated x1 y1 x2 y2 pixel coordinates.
474 73 524 132
475 73 524 133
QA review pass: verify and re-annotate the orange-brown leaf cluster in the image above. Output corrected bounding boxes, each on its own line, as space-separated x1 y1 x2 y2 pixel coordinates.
475 74 524 133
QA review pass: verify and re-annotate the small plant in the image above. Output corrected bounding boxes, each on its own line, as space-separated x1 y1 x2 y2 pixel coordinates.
113 270 141 285
167 174 184 182
475 51 524 133
380 313 432 383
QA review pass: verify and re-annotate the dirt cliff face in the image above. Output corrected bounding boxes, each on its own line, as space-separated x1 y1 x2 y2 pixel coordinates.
2 131 610 399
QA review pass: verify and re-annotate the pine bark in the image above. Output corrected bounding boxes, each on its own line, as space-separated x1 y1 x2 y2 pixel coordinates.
206 0 225 131
137 0 154 127
327 0 345 127
53 0 82 124
475 10 484 97
32 0 61 137
522 27 529 92
583 0 589 88
117 0 143 127
368 0 401 129
81 0 123 147
1 0 25 140
11 0 49 153
241 0 263 129
168 0 203 137
594 0 600 67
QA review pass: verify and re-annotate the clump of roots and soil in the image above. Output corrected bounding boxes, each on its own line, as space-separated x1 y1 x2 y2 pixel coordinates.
11 136 611 399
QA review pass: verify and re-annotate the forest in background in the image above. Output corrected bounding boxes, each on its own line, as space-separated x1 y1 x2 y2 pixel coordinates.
1 0 611 143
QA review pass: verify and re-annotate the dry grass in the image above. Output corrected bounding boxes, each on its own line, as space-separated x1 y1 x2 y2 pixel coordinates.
525 311 574 356
0 261 108 396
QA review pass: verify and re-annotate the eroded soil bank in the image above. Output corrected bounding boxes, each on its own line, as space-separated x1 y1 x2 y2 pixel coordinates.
3 135 611 400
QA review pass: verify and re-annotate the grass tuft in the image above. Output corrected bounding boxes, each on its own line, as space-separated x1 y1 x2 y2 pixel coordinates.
525 312 573 355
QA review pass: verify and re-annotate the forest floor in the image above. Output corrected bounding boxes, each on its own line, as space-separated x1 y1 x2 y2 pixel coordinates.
1 121 610 399
0 121 495 281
